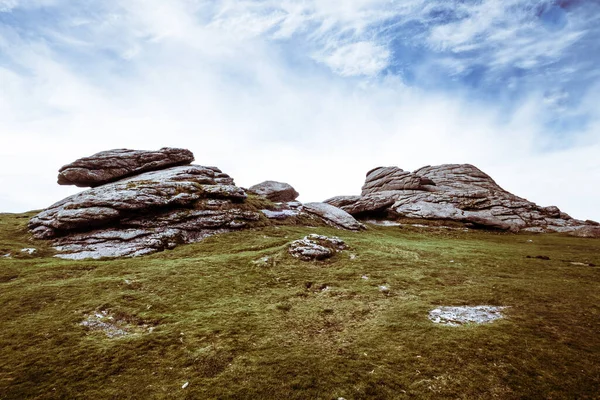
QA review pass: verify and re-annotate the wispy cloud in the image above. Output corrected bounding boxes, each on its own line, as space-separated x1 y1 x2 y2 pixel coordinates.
0 0 598 221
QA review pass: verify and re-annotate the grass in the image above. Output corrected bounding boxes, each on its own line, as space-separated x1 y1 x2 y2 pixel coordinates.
0 212 599 399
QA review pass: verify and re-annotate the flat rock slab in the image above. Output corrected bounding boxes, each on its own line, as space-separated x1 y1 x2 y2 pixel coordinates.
302 202 365 231
429 306 507 326
58 147 194 187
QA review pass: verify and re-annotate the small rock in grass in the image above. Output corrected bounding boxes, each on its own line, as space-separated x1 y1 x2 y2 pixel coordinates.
288 234 347 261
379 285 390 293
2 253 11 258
361 275 369 280
429 306 507 326
182 382 189 389
80 310 151 338
20 248 37 255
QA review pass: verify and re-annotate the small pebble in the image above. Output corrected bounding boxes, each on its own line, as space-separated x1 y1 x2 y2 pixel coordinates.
182 382 189 389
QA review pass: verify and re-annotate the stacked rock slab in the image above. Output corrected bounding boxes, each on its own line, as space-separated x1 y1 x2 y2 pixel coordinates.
29 148 263 259
57 148 195 187
326 164 598 235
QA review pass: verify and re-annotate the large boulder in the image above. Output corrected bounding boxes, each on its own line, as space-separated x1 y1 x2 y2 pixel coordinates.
248 181 299 202
30 163 258 259
302 202 365 231
325 163 597 234
30 165 245 239
57 147 194 187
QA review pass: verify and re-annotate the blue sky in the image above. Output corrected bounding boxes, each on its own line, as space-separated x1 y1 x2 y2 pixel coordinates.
1 0 599 220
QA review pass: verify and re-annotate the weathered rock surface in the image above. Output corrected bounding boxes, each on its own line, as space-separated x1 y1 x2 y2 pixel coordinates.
248 181 299 202
30 162 260 259
57 148 194 187
429 306 507 326
325 164 597 234
302 202 365 231
569 226 600 238
31 165 245 239
288 234 347 261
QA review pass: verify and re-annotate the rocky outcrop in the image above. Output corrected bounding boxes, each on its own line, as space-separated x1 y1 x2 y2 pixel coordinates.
302 202 365 231
325 164 598 235
57 148 194 187
30 148 364 259
248 181 299 202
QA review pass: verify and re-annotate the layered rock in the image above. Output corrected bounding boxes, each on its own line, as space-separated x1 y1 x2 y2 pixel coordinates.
30 148 364 259
325 164 598 235
248 181 299 202
57 147 194 187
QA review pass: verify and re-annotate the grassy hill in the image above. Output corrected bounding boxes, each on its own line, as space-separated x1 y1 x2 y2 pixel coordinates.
1 212 599 399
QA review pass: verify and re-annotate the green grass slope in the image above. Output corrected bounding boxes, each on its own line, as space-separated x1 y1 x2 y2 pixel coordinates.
1 212 599 399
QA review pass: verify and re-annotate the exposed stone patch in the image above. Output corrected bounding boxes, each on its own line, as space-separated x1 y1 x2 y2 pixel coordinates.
20 248 37 255
80 310 152 338
289 234 347 261
364 219 402 226
429 306 507 326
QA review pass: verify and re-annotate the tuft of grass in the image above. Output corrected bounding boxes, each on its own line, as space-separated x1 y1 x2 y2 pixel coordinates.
0 213 599 399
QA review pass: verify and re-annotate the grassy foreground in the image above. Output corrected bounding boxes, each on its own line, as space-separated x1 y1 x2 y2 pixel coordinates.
1 212 599 399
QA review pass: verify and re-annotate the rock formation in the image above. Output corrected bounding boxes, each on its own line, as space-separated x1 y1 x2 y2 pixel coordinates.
30 148 363 259
248 181 299 202
326 164 598 236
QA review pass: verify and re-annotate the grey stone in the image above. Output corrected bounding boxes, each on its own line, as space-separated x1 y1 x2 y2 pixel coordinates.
429 306 507 326
248 181 299 202
288 234 347 261
58 147 194 187
302 202 365 231
261 209 300 220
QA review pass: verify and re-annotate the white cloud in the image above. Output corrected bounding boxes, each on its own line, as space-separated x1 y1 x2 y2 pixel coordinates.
316 41 390 76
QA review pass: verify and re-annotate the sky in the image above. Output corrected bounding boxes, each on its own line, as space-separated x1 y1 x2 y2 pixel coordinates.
0 0 599 221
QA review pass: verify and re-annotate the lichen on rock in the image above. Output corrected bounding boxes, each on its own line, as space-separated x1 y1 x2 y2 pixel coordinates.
288 234 347 261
